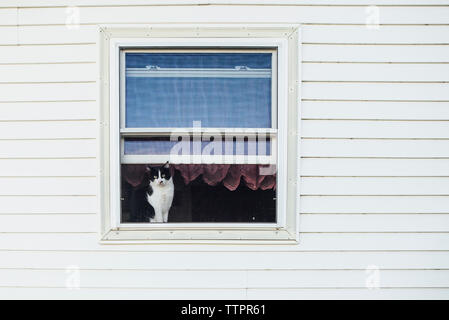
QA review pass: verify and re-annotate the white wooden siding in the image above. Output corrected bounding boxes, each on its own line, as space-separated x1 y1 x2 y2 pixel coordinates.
0 0 448 299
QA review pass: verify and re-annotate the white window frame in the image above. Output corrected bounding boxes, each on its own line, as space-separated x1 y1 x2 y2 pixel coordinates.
99 25 301 244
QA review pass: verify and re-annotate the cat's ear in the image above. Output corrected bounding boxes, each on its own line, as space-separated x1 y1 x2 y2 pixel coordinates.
162 161 169 169
145 165 151 172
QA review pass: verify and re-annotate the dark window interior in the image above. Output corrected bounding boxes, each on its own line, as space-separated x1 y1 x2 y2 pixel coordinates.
121 170 276 223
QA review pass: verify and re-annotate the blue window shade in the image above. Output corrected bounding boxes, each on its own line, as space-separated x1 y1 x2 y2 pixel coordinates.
125 53 273 128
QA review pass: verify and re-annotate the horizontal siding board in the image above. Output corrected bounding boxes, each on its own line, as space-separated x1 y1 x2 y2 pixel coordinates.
0 64 96 83
16 6 449 24
2 213 447 233
0 196 96 214
0 44 96 64
2 233 449 251
0 140 96 158
0 102 97 121
0 9 16 25
303 63 449 82
0 269 247 288
0 269 446 288
0 27 17 45
0 177 97 196
300 213 449 232
298 233 449 251
0 287 246 300
302 26 449 44
0 287 445 300
0 121 96 139
301 120 449 139
0 83 96 102
4 1 449 7
0 214 95 233
300 177 449 195
302 83 449 101
16 26 97 45
301 158 449 176
301 196 449 214
301 139 449 157
301 101 449 120
302 45 449 63
0 159 97 177
0 251 447 269
248 270 449 288
246 288 449 300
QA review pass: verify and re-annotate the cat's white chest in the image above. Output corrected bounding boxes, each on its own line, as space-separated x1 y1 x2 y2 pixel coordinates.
147 179 174 222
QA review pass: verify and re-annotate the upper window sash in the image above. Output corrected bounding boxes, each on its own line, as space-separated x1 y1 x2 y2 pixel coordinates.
120 49 278 130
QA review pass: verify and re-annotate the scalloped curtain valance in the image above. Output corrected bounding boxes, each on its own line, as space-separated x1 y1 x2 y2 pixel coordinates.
122 164 276 191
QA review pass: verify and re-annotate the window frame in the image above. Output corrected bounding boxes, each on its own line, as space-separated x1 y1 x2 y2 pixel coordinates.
99 25 301 244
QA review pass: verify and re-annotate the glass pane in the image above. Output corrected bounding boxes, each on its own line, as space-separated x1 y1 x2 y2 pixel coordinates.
120 50 278 224
125 52 273 128
121 163 276 223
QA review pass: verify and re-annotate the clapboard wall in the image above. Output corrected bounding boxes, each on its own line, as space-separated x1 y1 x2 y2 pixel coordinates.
0 0 449 299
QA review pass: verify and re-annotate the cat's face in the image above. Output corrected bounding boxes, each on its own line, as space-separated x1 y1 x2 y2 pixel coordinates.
147 162 171 187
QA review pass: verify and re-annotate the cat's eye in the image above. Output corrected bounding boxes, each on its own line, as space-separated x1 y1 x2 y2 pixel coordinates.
162 174 165 178
153 176 157 179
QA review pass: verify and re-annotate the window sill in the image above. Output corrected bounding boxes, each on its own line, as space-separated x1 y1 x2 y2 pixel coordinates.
100 228 298 245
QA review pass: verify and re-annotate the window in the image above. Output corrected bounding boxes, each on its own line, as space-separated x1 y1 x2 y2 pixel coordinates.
121 50 277 224
99 25 300 243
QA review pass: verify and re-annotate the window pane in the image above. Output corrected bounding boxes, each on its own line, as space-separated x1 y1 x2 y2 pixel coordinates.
123 136 272 156
120 50 277 225
121 163 276 223
125 52 273 128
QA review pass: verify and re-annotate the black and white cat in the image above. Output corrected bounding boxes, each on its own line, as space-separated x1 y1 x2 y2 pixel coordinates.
145 162 174 223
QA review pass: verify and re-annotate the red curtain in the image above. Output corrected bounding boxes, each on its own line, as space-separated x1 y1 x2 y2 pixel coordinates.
122 164 276 191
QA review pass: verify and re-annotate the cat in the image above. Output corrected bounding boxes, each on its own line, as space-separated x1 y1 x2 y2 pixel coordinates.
145 162 174 223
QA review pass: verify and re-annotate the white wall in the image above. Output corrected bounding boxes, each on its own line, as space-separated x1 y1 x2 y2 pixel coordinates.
0 0 448 299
